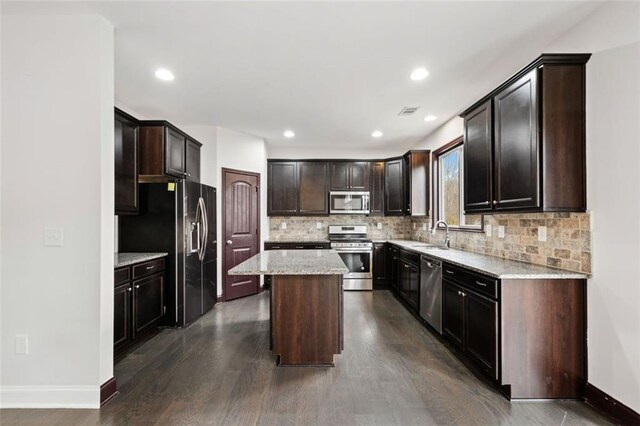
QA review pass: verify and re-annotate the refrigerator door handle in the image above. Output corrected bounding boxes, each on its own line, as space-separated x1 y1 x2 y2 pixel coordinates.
198 197 208 261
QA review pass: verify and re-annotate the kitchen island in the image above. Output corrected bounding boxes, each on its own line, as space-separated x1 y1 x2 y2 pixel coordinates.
229 249 348 366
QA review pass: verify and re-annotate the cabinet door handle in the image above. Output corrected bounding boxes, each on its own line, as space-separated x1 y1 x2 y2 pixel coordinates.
135 285 140 289
493 200 497 205
446 270 454 275
128 287 132 292
457 291 461 296
475 280 487 287
484 201 490 206
462 292 466 297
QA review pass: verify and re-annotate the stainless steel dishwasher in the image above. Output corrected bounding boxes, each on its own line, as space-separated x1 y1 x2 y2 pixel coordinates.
420 256 443 334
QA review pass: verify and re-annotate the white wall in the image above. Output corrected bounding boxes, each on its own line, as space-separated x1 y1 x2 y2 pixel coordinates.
546 1 640 411
216 127 268 296
0 14 114 408
411 1 640 411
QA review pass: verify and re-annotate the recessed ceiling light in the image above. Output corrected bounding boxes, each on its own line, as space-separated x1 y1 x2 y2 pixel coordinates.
424 115 437 122
371 130 383 138
283 130 295 138
410 68 429 81
155 68 175 81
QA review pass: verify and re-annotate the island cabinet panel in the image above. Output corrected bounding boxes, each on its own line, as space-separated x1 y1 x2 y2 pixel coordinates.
463 101 493 213
330 161 370 191
298 161 329 215
138 121 202 182
114 108 139 215
369 162 385 215
271 274 343 366
462 54 589 214
372 242 387 289
384 158 405 216
267 161 298 215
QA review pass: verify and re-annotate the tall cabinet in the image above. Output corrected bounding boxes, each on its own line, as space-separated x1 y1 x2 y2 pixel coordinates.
462 53 590 214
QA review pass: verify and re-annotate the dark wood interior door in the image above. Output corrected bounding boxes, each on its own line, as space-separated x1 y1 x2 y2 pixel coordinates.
223 169 260 301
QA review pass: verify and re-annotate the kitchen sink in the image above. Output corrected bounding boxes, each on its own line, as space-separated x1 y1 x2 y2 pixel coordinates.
420 245 449 251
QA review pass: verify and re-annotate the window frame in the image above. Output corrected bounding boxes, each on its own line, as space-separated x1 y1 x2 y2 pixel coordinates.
431 136 484 233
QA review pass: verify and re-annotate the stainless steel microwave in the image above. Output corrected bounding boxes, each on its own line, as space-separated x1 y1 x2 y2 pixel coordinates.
329 191 370 214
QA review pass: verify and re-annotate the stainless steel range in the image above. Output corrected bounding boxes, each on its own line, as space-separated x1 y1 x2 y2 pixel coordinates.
329 225 373 291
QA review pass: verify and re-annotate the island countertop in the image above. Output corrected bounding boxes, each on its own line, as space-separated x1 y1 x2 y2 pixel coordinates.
229 249 349 276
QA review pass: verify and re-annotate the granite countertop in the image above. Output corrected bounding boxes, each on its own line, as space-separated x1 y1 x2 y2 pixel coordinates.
387 240 588 279
115 252 168 268
265 239 330 243
229 250 349 276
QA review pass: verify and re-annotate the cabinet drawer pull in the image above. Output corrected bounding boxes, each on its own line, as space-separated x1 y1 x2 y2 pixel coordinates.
475 280 487 287
446 270 454 275
146 265 155 270
295 246 304 249
272 246 281 249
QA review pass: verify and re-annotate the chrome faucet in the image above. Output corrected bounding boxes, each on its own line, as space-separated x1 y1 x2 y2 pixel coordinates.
432 220 450 248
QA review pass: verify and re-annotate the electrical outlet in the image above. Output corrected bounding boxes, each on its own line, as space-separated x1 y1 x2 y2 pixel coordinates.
281 222 287 230
15 335 28 355
44 228 63 247
486 224 492 237
377 223 382 230
422 223 427 231
413 223 416 229
538 226 547 242
316 222 322 230
498 225 505 239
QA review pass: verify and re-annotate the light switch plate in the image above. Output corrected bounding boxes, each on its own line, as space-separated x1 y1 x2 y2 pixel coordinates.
377 223 382 229
486 224 492 237
15 335 28 355
281 222 287 230
422 223 427 231
44 228 63 247
316 222 322 230
498 225 505 239
413 223 416 229
538 226 547 242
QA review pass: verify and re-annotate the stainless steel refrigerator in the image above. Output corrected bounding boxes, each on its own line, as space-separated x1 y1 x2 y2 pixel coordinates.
120 181 217 327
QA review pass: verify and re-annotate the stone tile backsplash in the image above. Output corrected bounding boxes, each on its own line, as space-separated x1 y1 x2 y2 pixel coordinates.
268 216 412 241
411 212 591 274
269 211 592 274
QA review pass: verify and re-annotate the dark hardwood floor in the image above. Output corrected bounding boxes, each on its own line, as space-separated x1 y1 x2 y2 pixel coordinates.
1 291 609 425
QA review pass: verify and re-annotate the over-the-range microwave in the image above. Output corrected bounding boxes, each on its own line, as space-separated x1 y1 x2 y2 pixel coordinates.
329 191 370 214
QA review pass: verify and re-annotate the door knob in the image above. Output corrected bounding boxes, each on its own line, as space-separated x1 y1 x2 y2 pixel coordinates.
226 240 233 245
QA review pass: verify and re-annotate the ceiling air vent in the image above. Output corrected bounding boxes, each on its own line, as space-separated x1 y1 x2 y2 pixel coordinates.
398 106 421 116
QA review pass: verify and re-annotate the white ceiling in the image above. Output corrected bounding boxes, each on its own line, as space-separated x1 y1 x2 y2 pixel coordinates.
4 1 605 153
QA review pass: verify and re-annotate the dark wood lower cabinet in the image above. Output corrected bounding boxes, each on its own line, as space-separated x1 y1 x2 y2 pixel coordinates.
132 273 165 338
443 281 465 350
114 257 166 358
114 284 132 352
372 242 387 289
399 259 420 311
464 290 498 379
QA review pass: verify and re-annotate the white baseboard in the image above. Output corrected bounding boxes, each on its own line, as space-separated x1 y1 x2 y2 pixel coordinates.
0 385 100 409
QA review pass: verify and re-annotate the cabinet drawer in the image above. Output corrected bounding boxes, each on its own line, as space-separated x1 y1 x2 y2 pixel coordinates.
132 258 166 279
115 267 131 286
398 249 419 266
442 263 498 299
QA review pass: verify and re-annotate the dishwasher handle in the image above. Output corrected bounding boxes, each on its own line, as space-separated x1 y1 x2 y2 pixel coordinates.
421 256 441 269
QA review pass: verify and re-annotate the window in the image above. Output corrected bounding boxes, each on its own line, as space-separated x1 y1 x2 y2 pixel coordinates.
433 137 482 230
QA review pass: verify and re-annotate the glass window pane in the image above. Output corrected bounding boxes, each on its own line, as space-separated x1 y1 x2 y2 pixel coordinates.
440 149 460 226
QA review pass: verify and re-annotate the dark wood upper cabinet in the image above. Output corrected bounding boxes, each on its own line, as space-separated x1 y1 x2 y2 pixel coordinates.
462 53 590 214
298 161 329 215
370 161 385 215
463 101 493 213
404 151 430 216
330 161 370 191
384 158 404 216
494 70 539 210
267 161 298 215
138 121 202 182
114 108 139 215
185 139 201 182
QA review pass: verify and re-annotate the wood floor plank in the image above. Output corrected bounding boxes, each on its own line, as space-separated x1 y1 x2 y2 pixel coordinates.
1 291 610 425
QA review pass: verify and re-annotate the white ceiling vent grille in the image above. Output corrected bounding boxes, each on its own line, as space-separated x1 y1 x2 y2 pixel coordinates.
398 106 421 116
